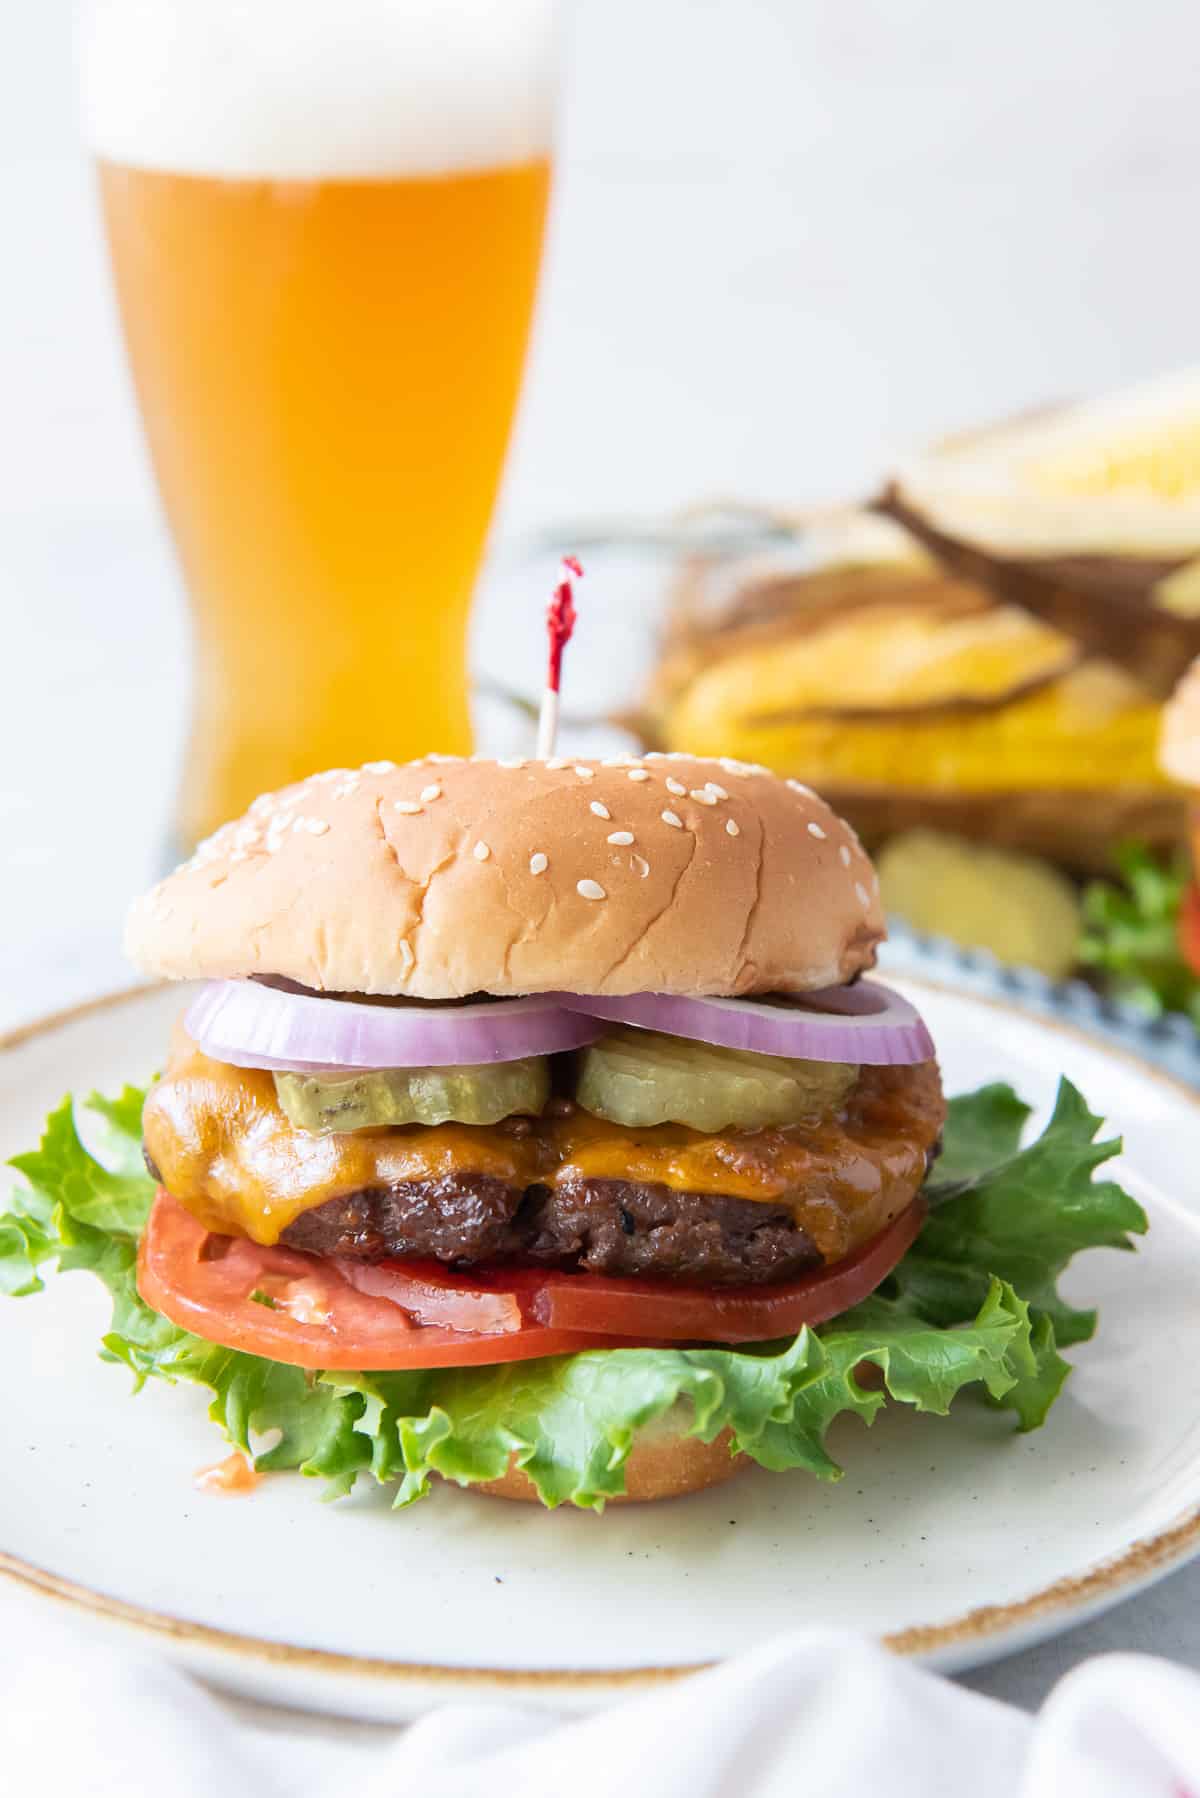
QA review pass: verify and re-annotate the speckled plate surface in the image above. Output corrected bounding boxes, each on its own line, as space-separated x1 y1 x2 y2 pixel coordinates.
3 978 1200 1722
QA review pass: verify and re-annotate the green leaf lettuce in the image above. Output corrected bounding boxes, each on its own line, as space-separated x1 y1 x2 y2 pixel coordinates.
1079 842 1200 1025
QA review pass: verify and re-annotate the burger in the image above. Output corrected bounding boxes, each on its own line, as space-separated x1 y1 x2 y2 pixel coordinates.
646 364 1200 1002
648 506 1180 880
2 753 1144 1509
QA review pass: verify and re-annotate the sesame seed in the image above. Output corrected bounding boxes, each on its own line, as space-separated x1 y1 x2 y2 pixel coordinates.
627 769 650 782
807 822 827 840
474 841 491 861
590 800 611 820
393 800 422 815
602 755 637 767
666 777 686 796
607 830 634 846
706 782 729 800
529 852 548 876
546 756 569 770
303 818 330 836
855 882 871 908
662 810 684 829
787 778 816 798
690 788 718 805
574 765 595 780
726 818 740 837
420 783 442 802
631 854 650 879
399 940 415 971
577 878 606 901
497 757 526 769
291 817 306 832
363 760 396 773
839 845 852 868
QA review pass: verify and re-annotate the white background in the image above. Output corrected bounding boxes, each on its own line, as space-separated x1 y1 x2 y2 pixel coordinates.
3 0 1199 1028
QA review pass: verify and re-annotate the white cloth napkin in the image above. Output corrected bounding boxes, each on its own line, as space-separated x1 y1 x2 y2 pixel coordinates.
4 1608 1200 1798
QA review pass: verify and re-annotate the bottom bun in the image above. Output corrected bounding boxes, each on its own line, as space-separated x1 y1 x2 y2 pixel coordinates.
472 1426 747 1506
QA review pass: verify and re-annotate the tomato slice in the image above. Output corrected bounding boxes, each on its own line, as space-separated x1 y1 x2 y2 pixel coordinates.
338 1259 547 1334
1180 881 1200 979
138 1192 632 1370
140 1190 925 1369
335 1199 926 1347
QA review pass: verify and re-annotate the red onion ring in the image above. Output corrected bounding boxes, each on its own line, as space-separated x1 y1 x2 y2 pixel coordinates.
185 976 934 1073
184 980 604 1071
550 981 934 1065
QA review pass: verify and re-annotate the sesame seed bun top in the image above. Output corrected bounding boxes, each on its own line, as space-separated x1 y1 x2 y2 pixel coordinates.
125 754 884 998
1161 657 1200 788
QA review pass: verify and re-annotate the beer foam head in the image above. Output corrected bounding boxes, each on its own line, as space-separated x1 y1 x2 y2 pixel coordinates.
81 0 556 177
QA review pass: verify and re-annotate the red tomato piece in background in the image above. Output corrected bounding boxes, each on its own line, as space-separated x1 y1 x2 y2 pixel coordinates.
1180 881 1200 978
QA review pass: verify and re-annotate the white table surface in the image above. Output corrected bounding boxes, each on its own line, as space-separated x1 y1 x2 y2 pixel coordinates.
3 0 1200 1738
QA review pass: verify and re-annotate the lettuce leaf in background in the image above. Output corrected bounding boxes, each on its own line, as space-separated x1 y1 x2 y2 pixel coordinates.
1079 843 1200 1026
0 1074 1147 1510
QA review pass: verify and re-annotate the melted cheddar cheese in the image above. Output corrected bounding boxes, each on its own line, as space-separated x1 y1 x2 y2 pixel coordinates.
143 1026 946 1263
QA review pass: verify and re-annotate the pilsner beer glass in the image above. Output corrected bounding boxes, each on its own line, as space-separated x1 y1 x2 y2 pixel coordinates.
82 0 555 848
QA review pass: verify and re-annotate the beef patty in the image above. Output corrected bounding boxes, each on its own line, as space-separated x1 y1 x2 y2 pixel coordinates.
279 1174 521 1267
278 1175 825 1286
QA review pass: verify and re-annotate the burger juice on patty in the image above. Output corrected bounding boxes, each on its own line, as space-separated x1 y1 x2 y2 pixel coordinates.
2 754 1146 1508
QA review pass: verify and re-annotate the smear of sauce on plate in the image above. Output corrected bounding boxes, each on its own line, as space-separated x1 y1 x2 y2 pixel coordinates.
194 1451 260 1495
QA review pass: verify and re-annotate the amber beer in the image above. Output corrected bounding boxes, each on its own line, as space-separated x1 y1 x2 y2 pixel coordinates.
85 2 554 848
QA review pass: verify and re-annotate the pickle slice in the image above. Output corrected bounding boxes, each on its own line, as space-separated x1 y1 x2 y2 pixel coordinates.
275 1057 550 1134
575 1029 858 1132
877 828 1082 978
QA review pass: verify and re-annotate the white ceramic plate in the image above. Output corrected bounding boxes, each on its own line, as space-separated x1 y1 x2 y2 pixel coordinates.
2 979 1200 1721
